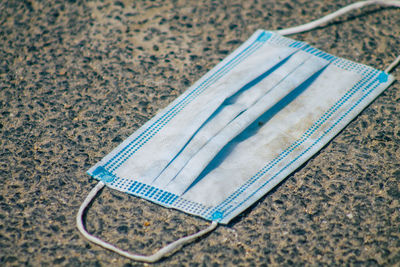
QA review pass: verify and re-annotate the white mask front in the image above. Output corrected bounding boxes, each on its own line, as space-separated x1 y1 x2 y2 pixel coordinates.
88 30 394 224
78 1 400 262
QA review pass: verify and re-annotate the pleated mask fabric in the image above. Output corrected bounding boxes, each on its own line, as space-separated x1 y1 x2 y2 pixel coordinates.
87 30 394 224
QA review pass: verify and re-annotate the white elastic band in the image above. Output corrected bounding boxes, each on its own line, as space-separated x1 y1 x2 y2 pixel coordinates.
276 0 400 73
276 0 400 35
76 181 218 263
385 54 400 73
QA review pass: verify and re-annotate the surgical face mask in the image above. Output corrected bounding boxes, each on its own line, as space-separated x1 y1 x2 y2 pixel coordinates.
77 0 400 263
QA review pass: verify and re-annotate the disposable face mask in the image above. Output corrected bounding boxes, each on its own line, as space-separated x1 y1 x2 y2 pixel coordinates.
77 0 400 263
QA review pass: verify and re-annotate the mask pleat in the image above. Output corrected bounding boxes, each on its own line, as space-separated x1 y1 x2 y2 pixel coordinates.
150 50 312 188
115 45 298 184
163 56 329 195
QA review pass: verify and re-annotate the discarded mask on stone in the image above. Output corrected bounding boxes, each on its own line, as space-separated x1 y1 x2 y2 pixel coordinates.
77 0 399 263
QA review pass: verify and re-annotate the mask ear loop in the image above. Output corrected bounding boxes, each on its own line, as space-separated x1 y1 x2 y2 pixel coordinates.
76 181 218 263
276 0 400 73
385 55 400 73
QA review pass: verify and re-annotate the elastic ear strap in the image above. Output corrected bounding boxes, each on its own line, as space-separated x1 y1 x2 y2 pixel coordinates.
385 54 400 73
276 0 400 35
276 0 400 74
76 181 218 263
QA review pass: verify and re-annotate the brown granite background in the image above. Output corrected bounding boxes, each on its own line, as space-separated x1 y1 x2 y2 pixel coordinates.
1 0 399 266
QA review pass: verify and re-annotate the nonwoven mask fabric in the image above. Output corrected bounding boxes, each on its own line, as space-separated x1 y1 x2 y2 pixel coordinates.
77 0 400 263
88 29 394 224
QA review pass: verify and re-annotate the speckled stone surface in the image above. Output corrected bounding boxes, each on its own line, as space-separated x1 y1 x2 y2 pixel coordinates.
1 0 399 266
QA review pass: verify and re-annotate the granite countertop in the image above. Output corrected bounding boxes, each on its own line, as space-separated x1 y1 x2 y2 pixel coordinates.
1 0 399 266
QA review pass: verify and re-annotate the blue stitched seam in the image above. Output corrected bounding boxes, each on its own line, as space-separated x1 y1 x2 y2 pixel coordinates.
122 179 213 214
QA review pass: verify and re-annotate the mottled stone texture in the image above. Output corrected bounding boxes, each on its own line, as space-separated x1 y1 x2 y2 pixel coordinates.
1 0 399 266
